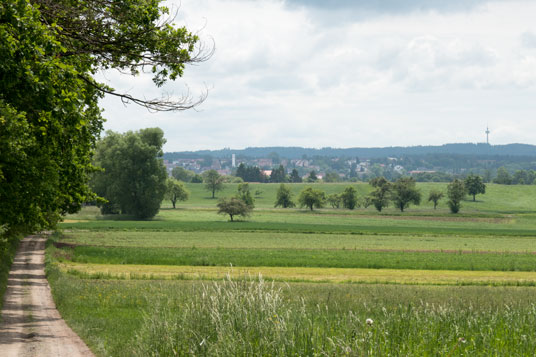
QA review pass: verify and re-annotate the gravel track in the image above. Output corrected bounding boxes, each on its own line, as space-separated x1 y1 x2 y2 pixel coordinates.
0 235 94 357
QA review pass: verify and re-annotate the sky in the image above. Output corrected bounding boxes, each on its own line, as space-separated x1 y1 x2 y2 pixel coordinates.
98 0 536 152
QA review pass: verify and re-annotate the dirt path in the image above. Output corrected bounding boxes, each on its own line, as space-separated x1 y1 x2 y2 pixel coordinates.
0 235 94 357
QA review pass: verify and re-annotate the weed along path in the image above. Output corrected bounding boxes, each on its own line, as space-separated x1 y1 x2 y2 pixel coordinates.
0 235 93 357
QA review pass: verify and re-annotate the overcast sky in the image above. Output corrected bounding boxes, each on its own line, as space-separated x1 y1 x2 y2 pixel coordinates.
98 0 536 152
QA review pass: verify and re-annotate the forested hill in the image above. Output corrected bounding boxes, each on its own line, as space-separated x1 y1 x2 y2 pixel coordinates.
165 143 536 160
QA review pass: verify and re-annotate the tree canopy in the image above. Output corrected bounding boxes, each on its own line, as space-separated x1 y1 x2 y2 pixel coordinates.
217 197 252 222
464 174 486 201
368 177 392 212
447 179 466 214
204 170 224 198
91 128 167 219
166 178 189 209
391 177 421 212
274 184 295 208
340 186 358 210
0 0 205 234
298 187 326 211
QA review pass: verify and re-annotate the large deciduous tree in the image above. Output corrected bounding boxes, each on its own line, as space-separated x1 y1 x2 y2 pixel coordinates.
91 128 167 219
464 174 486 201
391 177 421 212
1 0 206 234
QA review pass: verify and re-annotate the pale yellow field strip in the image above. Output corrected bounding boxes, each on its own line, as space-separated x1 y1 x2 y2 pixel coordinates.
57 262 536 285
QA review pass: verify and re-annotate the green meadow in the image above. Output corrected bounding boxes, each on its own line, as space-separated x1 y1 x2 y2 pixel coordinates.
47 182 536 356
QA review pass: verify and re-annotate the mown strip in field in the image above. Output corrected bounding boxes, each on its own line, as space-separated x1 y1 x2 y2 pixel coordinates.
59 219 536 237
59 230 536 252
57 262 536 286
57 245 536 272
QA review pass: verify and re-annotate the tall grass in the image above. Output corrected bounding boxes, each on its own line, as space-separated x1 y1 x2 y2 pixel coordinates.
0 228 21 312
131 275 536 356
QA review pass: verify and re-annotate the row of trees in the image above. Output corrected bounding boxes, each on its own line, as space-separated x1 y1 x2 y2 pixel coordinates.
269 175 485 215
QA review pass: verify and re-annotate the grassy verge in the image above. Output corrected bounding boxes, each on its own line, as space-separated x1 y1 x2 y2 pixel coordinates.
47 266 536 356
56 245 536 272
0 230 21 313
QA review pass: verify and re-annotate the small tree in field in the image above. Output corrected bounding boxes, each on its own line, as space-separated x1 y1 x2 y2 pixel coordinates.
274 184 295 208
204 170 224 198
166 178 189 208
340 186 358 210
447 179 466 213
298 187 326 211
427 190 444 209
391 177 421 212
217 197 252 222
464 174 486 201
327 193 342 208
237 183 254 208
368 177 391 212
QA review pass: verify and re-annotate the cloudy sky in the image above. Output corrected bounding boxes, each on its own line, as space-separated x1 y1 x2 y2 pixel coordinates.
98 0 536 151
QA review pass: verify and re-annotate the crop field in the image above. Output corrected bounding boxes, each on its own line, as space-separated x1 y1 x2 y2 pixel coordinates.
47 183 536 355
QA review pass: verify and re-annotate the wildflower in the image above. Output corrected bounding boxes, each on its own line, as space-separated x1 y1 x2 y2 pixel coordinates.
366 318 373 326
458 337 466 344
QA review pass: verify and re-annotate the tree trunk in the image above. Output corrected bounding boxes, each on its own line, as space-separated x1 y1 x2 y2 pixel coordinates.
473 194 476 201
212 188 215 198
230 214 233 222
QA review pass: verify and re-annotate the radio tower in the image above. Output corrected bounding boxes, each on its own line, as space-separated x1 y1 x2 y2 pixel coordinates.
485 126 490 145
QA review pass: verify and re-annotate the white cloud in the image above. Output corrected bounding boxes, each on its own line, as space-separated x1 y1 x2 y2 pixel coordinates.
98 0 536 151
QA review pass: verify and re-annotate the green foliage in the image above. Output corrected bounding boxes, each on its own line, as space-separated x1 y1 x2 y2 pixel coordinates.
236 183 255 208
216 197 252 222
274 184 295 208
340 186 358 209
427 190 444 209
191 174 204 183
289 169 302 183
0 1 103 232
306 170 318 182
166 178 189 209
297 187 326 211
368 177 392 212
91 128 167 219
269 164 287 183
324 172 340 183
0 230 21 312
327 193 342 208
235 163 267 182
203 170 224 198
447 179 466 214
494 167 512 185
464 174 486 201
171 166 194 182
0 0 203 233
391 177 421 212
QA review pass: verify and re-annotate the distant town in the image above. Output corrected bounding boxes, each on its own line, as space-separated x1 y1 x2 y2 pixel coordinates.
163 143 536 183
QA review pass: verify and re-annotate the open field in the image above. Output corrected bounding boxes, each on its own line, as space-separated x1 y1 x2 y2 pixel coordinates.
47 183 536 355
